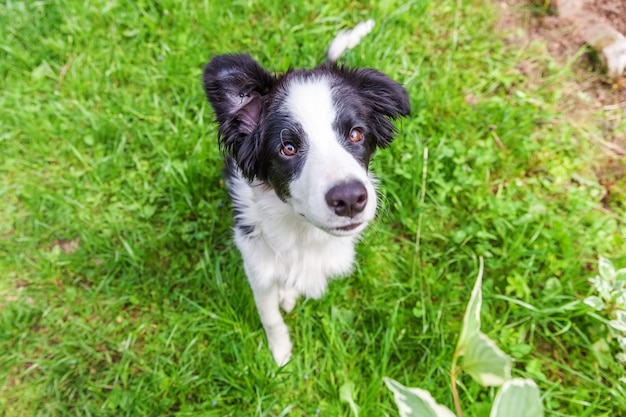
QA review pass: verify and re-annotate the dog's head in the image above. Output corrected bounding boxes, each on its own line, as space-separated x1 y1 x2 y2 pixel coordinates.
203 54 410 236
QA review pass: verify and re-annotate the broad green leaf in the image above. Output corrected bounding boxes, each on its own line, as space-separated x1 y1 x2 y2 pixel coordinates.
583 295 606 311
616 289 626 308
489 378 544 417
339 381 359 417
589 276 612 301
383 378 455 417
599 257 616 282
616 268 626 282
609 310 626 332
462 332 511 387
457 257 484 355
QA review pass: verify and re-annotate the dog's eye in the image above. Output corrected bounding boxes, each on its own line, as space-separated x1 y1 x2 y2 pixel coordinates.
348 128 364 143
281 142 298 157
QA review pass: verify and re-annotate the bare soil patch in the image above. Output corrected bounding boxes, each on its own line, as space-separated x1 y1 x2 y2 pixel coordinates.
496 0 625 209
497 0 626 93
586 0 626 36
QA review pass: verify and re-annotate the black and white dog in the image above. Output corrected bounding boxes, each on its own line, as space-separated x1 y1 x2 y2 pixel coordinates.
202 22 410 365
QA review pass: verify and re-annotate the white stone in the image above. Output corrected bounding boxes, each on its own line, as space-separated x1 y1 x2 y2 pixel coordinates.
602 35 626 79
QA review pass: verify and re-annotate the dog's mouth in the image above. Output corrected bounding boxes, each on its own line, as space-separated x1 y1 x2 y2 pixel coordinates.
335 223 362 232
326 222 365 235
297 212 367 236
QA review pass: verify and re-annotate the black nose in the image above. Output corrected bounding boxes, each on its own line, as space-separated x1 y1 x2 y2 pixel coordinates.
325 180 368 218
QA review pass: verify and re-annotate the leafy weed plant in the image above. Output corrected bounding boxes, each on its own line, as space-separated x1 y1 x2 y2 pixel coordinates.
584 257 626 368
385 258 544 417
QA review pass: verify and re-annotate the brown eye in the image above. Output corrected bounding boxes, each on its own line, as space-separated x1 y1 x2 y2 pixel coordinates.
348 128 364 143
281 142 297 156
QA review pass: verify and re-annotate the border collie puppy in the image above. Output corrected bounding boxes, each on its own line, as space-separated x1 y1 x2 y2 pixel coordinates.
202 22 410 365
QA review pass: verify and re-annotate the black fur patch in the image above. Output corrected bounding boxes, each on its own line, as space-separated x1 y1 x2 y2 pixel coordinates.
223 157 257 238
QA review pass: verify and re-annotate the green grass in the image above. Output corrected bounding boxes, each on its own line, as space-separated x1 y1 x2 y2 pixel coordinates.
1 0 625 416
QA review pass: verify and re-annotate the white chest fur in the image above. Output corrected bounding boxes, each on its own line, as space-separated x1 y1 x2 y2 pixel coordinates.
230 173 358 299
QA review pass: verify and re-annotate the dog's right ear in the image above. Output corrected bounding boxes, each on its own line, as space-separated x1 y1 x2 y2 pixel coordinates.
203 54 274 179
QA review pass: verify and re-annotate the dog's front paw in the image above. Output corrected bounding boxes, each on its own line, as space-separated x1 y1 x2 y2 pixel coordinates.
268 333 293 366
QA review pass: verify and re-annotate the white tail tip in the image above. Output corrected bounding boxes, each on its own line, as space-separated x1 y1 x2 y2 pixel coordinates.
327 19 375 62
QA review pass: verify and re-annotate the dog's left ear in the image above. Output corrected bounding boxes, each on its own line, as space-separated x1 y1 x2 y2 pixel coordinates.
352 68 410 148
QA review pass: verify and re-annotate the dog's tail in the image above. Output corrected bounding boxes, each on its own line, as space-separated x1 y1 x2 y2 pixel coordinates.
326 19 375 63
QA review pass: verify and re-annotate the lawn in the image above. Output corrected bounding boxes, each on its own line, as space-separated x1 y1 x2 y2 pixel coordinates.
1 0 625 416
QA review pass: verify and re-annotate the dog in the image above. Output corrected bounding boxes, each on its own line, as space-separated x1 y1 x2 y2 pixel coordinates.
202 21 410 365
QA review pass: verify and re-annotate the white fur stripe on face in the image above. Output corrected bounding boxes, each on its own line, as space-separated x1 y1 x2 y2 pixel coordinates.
283 76 376 230
284 76 336 139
